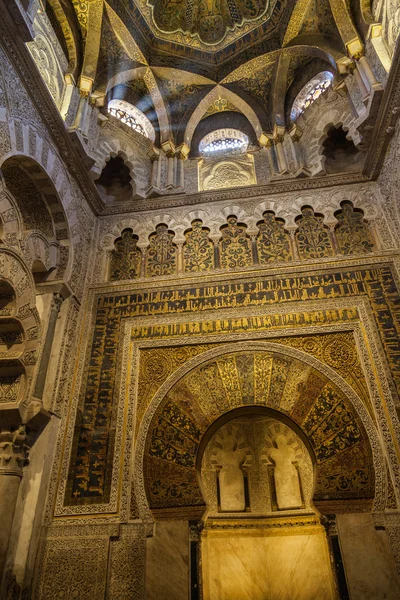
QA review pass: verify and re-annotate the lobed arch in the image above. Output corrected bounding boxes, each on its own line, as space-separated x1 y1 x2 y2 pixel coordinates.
92 145 150 201
134 341 384 522
0 153 72 282
0 248 42 407
0 124 80 239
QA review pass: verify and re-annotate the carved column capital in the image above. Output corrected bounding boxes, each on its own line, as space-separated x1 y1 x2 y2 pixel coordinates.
51 292 64 314
322 514 338 537
0 426 29 477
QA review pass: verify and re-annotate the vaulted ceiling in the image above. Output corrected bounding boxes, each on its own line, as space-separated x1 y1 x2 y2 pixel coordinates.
49 1 372 145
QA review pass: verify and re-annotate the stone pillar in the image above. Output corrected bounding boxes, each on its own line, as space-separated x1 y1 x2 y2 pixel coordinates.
355 67 369 99
161 140 176 190
321 514 351 600
71 91 88 131
176 157 184 189
273 127 289 174
336 513 400 599
211 237 220 269
175 143 190 190
250 234 259 265
166 152 175 189
33 293 64 400
259 133 278 177
139 246 147 278
176 242 184 273
289 125 310 176
358 55 380 92
0 427 28 578
328 224 339 255
289 230 299 260
266 140 279 176
147 147 161 195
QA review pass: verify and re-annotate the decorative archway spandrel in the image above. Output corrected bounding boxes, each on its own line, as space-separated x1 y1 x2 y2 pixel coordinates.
142 349 376 517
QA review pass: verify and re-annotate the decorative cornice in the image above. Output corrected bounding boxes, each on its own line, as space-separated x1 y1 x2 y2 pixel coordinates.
100 172 369 215
0 3 104 216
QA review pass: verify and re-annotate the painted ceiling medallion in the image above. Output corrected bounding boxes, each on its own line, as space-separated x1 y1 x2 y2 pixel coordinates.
146 0 277 45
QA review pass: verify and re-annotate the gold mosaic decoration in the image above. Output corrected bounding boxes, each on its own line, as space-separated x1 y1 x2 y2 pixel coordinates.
144 350 374 512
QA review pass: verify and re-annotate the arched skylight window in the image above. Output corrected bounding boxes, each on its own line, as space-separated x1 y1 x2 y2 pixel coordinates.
291 71 334 122
107 99 155 141
199 129 249 156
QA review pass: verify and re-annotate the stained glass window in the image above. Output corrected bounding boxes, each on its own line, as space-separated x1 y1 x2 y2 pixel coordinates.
291 72 334 121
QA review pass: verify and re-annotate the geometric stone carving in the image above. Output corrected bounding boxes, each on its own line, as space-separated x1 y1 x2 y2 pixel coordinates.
109 229 142 281
218 215 252 269
295 206 333 259
334 201 374 255
256 210 292 263
35 536 109 599
183 219 214 272
146 224 177 277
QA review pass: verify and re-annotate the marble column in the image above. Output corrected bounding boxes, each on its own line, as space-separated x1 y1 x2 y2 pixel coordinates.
175 143 189 189
358 55 380 91
289 125 309 174
274 136 289 174
353 63 369 99
328 224 339 255
150 155 160 188
177 158 185 188
289 230 299 260
0 427 28 578
166 152 175 189
71 92 88 131
176 242 184 273
265 140 279 176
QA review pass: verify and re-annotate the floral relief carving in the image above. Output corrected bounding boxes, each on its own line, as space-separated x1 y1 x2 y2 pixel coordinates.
334 201 374 255
256 210 292 263
145 223 177 277
219 215 253 269
183 219 214 273
109 229 142 281
295 206 333 259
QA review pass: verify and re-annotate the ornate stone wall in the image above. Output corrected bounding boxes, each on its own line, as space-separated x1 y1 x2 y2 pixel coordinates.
1 3 400 598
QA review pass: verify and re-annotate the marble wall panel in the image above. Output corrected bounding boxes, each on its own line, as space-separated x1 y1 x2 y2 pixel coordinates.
201 526 335 600
145 520 189 600
337 513 400 600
